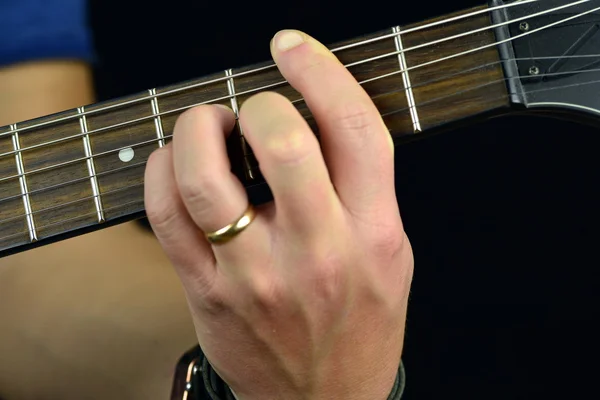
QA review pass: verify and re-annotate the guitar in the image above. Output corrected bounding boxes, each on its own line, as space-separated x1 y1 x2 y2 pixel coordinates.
1 0 599 398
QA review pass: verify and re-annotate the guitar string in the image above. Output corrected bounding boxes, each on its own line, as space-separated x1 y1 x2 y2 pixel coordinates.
0 0 587 158
1 3 598 239
3 70 600 243
0 160 149 205
0 52 591 206
0 53 598 198
1 66 600 233
0 2 595 169
0 182 146 225
0 0 542 138
0 199 147 244
0 0 600 164
2 37 599 191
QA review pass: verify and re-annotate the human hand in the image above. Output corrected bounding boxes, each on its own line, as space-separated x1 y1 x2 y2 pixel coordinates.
144 30 414 400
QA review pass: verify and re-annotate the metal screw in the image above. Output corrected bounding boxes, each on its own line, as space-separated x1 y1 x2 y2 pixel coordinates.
528 66 540 75
519 22 530 32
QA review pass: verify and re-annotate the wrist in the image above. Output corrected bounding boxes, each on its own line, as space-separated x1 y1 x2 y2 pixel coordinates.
202 355 405 400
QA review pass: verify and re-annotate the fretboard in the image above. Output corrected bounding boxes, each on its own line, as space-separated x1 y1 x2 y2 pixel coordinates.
0 4 510 256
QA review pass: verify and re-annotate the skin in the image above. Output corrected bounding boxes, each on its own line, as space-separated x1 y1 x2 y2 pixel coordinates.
0 61 198 399
145 30 414 400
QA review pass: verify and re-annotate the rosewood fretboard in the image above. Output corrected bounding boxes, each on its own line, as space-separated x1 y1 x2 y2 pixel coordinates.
0 5 510 256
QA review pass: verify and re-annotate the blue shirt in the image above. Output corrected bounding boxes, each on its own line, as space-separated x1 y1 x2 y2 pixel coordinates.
0 0 93 67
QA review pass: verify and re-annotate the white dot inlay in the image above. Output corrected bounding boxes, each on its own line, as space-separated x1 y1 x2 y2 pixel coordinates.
118 148 135 162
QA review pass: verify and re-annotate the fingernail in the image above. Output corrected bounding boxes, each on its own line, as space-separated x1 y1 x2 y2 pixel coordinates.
274 30 305 51
214 104 232 111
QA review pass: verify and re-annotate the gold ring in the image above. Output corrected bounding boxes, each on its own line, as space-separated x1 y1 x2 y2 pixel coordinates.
205 204 256 245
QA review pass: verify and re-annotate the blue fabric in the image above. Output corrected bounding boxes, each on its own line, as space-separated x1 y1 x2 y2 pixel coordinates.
0 0 93 67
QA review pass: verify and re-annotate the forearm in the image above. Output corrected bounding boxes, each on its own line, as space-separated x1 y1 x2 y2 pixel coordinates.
0 0 95 124
0 60 94 126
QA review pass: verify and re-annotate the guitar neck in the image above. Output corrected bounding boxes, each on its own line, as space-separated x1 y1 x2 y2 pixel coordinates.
0 3 512 257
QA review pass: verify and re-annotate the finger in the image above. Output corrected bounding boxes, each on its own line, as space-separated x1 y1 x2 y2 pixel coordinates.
172 105 270 269
270 30 397 219
239 91 342 236
144 145 216 291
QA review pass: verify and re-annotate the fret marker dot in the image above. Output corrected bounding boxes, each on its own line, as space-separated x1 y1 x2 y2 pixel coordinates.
119 148 135 162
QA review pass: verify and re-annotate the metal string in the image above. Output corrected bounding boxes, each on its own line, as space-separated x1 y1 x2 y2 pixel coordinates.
0 59 514 204
2 2 600 241
1 54 599 198
0 0 542 140
0 0 590 162
0 181 145 226
0 1 594 167
2 65 600 233
2 73 600 242
0 160 148 206
0 199 146 244
1 32 600 188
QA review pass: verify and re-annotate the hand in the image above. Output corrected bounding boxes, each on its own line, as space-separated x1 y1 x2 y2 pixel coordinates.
144 30 414 400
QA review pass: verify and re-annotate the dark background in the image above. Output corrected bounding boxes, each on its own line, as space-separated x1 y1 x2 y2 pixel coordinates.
89 0 599 398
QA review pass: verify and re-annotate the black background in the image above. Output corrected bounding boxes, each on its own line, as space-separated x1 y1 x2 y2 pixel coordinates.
89 1 599 398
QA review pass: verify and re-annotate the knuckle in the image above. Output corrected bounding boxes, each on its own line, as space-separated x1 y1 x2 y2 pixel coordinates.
306 248 347 303
313 262 345 303
194 283 227 316
369 223 406 261
178 171 219 209
329 101 376 143
264 126 313 166
145 203 182 247
297 55 327 81
145 200 177 235
240 92 315 166
248 275 286 312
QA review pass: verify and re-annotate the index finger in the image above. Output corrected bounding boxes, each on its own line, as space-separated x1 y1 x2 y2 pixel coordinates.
270 30 396 218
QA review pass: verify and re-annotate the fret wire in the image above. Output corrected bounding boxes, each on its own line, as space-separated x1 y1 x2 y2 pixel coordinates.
10 124 38 242
225 69 255 180
5 67 600 233
393 26 421 133
0 1 590 161
0 62 598 188
225 70 240 116
78 107 105 223
149 88 166 147
0 0 544 139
